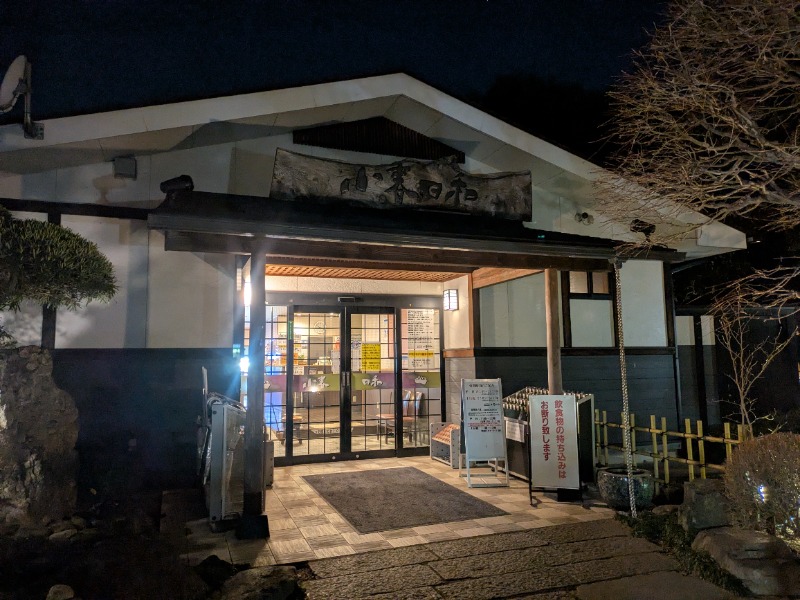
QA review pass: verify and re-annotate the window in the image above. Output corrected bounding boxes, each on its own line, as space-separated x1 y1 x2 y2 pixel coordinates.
568 271 611 298
563 270 616 348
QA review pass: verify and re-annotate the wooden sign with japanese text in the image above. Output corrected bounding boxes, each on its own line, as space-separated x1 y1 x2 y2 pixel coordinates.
528 395 580 490
270 148 532 221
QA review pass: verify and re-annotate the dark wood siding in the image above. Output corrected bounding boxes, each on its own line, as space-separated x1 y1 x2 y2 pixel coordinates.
475 351 679 442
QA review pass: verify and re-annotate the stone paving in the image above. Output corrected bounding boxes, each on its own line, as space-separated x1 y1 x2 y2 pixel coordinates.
171 456 737 598
179 456 614 566
300 519 735 599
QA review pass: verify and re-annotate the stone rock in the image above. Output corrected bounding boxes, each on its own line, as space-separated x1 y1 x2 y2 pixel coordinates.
14 524 51 540
219 566 298 600
692 526 800 596
678 479 729 531
49 528 77 542
51 519 77 533
0 346 78 525
651 504 680 517
70 515 87 530
46 584 75 600
194 554 238 590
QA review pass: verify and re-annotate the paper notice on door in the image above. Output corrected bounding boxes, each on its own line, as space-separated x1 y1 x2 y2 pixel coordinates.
362 343 381 371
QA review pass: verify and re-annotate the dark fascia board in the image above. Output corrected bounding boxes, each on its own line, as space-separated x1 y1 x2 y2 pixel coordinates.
163 230 615 271
0 197 150 220
149 190 683 263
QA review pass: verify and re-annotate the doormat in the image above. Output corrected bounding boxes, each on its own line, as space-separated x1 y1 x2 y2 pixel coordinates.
302 467 507 533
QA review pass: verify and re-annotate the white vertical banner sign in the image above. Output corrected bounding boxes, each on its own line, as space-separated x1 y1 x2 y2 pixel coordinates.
460 378 509 488
529 395 580 490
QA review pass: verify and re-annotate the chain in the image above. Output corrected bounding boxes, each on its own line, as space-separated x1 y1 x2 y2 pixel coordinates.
614 259 637 518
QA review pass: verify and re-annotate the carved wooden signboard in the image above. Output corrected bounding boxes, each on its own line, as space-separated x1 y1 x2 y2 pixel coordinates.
269 148 532 221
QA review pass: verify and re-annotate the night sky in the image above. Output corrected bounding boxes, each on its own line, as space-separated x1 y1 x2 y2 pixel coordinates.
1 1 666 125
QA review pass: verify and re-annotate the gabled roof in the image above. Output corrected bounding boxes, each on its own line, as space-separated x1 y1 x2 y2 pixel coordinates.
0 73 746 258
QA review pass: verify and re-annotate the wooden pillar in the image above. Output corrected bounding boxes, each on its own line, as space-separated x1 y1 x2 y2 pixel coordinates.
545 268 563 395
241 244 269 537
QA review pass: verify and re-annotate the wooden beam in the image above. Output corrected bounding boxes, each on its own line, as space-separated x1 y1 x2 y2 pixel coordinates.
471 267 542 289
163 231 613 272
545 268 563 395
467 274 476 349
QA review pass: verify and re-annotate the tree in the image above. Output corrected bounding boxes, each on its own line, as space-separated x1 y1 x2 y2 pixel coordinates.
712 279 796 433
598 0 799 248
597 1 800 434
0 206 117 344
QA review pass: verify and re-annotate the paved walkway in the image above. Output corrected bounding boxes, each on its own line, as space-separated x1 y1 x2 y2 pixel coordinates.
178 456 614 566
167 456 735 599
300 519 735 599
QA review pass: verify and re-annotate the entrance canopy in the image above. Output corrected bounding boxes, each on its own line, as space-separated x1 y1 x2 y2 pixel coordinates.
148 187 681 274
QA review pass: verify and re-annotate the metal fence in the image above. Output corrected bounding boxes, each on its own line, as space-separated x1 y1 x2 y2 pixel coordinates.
594 410 752 486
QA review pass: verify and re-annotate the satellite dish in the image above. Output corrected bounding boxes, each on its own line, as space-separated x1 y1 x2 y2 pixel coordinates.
0 55 43 139
0 55 28 112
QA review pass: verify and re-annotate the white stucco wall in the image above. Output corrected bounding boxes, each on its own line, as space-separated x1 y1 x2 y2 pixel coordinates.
55 216 149 348
479 272 555 347
619 260 667 347
442 275 470 350
147 231 235 348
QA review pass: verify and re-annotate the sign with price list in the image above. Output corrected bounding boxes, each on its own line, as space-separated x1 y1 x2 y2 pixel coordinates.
461 378 509 487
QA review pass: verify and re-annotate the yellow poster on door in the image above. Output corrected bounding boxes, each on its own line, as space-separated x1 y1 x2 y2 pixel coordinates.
362 343 381 371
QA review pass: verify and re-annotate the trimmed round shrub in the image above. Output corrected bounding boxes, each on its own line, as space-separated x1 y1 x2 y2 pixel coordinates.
724 432 800 542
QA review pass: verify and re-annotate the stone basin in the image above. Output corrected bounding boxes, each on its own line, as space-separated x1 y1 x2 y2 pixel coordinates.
597 466 655 511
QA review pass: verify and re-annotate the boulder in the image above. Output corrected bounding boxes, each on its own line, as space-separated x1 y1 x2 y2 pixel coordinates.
194 554 238 590
652 504 680 517
692 526 800 596
45 584 75 600
678 478 729 531
0 346 78 525
218 566 298 600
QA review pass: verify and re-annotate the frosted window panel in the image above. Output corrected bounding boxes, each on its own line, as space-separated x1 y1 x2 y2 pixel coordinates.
592 272 610 294
569 272 588 294
570 299 614 347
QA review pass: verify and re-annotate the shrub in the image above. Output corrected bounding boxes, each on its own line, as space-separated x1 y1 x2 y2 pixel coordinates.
724 432 800 542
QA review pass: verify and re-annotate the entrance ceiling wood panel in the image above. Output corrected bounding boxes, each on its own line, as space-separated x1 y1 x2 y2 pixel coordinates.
264 264 461 282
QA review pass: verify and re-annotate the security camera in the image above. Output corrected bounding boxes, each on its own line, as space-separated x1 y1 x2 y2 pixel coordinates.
630 219 656 238
160 175 194 194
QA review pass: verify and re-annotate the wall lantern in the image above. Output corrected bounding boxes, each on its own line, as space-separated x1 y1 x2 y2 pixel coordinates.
443 289 459 311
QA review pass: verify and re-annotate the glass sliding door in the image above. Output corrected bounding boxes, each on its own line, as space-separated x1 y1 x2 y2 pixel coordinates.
400 308 442 447
241 293 443 463
291 310 342 456
347 309 397 454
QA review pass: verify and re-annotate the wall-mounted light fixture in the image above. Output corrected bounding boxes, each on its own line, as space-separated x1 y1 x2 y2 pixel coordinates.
443 288 459 311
